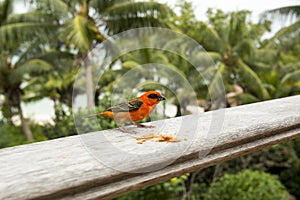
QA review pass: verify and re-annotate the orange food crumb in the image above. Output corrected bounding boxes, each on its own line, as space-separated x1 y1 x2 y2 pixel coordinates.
135 133 180 144
157 134 181 142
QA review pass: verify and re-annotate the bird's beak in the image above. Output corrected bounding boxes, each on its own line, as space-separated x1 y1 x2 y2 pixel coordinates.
157 95 166 101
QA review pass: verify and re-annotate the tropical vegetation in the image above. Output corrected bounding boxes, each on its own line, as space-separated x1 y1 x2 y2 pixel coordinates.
0 0 299 199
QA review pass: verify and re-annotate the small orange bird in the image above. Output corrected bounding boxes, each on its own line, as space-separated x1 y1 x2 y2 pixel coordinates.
93 91 165 132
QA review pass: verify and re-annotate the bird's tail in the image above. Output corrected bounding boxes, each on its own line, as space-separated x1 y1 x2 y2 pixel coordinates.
85 112 104 118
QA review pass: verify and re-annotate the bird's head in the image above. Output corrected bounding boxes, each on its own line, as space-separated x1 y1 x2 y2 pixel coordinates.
140 91 166 106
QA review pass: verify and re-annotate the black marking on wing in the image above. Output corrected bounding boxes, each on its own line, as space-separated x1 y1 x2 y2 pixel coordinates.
105 98 143 112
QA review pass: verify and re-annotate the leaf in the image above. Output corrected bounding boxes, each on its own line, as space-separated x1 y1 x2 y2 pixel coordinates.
102 1 173 33
237 59 270 100
203 63 226 99
281 69 300 85
233 38 255 59
31 0 74 18
280 62 300 78
254 49 279 64
266 20 300 47
235 93 260 104
0 22 58 48
62 15 105 51
63 15 91 51
6 11 56 24
228 11 250 48
12 59 53 81
122 60 140 69
193 52 221 68
197 22 224 52
261 6 300 20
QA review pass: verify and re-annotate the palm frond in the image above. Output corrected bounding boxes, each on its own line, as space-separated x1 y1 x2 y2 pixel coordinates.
203 64 226 99
104 16 170 34
233 38 255 59
30 51 75 72
280 62 300 78
122 60 140 69
248 20 272 40
102 1 172 33
228 11 250 48
0 22 58 48
152 53 170 65
266 19 300 47
250 62 273 71
31 0 74 19
193 52 221 68
197 22 224 52
237 59 270 100
254 49 279 63
281 69 300 85
62 15 93 51
6 11 57 24
261 5 300 20
13 59 53 78
45 74 63 90
235 93 260 104
206 52 222 61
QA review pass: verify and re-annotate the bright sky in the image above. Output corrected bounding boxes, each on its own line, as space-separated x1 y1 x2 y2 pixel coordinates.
19 0 299 122
158 0 299 20
159 0 299 36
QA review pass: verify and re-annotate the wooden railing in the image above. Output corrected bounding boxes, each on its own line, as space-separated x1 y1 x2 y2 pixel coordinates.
1 95 300 200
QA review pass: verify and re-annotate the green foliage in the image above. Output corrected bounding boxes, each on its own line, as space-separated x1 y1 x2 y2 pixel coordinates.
0 10 58 49
280 161 300 199
279 138 300 199
237 59 270 99
0 123 46 148
0 124 27 148
0 1 300 199
63 15 103 51
205 170 290 200
102 1 173 34
179 8 274 104
114 175 190 200
41 113 77 140
234 93 260 104
262 5 300 44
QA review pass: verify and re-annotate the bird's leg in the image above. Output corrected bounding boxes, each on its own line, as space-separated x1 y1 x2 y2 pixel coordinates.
135 122 155 128
119 123 137 134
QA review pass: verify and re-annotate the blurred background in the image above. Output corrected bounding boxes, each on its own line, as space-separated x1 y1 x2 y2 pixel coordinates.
0 0 299 199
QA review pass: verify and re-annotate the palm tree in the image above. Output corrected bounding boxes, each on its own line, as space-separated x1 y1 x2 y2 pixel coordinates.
195 9 272 106
0 47 52 141
260 5 300 98
0 0 57 141
30 0 173 110
22 51 76 111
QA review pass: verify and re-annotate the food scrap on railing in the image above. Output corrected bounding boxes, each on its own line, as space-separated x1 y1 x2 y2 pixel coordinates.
136 133 181 144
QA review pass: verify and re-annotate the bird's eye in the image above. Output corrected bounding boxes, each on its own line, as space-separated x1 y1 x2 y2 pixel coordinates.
148 93 158 99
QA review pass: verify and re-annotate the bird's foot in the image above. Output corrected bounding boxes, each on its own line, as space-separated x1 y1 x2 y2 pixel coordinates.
136 123 155 128
119 126 137 134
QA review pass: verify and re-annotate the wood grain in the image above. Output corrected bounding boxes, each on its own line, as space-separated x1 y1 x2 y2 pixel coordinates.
1 95 300 200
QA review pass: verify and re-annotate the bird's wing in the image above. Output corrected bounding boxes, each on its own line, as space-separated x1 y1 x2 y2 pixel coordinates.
105 98 143 112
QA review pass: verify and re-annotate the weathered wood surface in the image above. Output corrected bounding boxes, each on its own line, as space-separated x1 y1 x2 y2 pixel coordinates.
1 95 300 200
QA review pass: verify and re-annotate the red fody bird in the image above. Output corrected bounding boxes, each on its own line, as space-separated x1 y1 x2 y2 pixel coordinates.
93 91 165 132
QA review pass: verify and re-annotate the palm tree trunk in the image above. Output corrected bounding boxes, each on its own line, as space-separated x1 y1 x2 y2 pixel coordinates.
85 54 95 111
17 103 34 141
